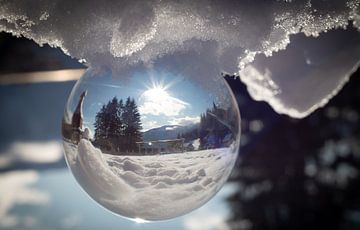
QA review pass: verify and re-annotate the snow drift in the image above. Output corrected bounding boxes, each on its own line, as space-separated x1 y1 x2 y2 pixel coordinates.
1 0 360 117
63 139 238 220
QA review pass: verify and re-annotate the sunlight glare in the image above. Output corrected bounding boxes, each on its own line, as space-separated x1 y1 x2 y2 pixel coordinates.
143 85 169 100
133 218 149 224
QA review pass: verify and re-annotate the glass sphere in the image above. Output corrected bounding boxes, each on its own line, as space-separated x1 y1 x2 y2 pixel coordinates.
62 65 240 221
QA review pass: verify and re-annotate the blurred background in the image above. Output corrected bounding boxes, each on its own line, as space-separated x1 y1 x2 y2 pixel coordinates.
0 31 359 230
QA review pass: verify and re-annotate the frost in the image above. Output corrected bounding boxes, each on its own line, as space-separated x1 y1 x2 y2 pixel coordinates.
0 0 360 117
39 12 49 21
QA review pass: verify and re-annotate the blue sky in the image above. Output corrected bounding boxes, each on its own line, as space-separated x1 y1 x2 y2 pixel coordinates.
68 68 215 133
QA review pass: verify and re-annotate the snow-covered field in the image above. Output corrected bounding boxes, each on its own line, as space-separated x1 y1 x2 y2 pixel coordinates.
63 139 238 220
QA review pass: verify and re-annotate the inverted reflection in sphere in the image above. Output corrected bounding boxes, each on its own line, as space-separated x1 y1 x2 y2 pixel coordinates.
62 66 240 220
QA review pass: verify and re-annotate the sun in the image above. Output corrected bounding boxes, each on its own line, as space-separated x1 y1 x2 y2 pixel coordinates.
143 85 169 100
139 79 189 117
141 78 174 102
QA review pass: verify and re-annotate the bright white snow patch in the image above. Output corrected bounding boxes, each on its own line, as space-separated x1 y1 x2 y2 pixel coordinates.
1 1 360 117
63 139 238 220
240 29 360 118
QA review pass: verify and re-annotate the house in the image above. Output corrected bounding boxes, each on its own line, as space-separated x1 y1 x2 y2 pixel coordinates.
136 139 184 155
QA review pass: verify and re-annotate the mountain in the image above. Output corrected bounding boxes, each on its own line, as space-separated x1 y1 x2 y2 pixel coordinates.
142 124 198 141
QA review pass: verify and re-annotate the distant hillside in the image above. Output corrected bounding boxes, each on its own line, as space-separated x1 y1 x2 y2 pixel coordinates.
142 124 198 141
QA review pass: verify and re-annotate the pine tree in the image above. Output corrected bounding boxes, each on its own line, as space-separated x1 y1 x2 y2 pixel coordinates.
94 97 123 151
94 104 107 141
109 97 124 151
93 96 142 154
122 97 142 152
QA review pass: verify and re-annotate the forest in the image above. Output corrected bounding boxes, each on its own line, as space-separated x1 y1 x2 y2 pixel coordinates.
178 103 237 149
93 96 142 154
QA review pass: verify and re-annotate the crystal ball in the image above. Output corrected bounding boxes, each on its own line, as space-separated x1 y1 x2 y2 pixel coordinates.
62 66 240 221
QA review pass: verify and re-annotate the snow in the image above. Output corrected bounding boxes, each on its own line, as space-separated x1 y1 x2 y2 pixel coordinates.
1 1 360 118
192 139 200 150
63 139 238 220
239 28 360 118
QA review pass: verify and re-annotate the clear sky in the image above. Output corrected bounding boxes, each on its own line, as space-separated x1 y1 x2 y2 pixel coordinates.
70 68 215 133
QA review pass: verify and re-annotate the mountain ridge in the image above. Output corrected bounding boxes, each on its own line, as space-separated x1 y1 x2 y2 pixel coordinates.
142 124 198 141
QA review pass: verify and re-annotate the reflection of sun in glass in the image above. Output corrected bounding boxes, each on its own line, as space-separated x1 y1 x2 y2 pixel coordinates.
62 67 240 221
142 85 169 100
139 80 189 117
141 77 174 98
133 218 149 224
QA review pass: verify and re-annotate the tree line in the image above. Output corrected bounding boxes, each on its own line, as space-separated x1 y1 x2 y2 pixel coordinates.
178 103 236 149
93 96 142 154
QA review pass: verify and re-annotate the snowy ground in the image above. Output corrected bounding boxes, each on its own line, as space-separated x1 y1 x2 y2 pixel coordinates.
63 139 238 220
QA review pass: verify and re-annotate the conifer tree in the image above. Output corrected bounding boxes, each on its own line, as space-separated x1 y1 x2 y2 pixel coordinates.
122 97 142 152
94 104 107 142
93 96 142 154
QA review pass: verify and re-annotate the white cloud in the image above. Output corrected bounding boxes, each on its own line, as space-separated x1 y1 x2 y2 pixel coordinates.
141 120 158 132
0 141 63 168
0 170 50 228
139 88 189 116
169 116 200 126
139 100 187 116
